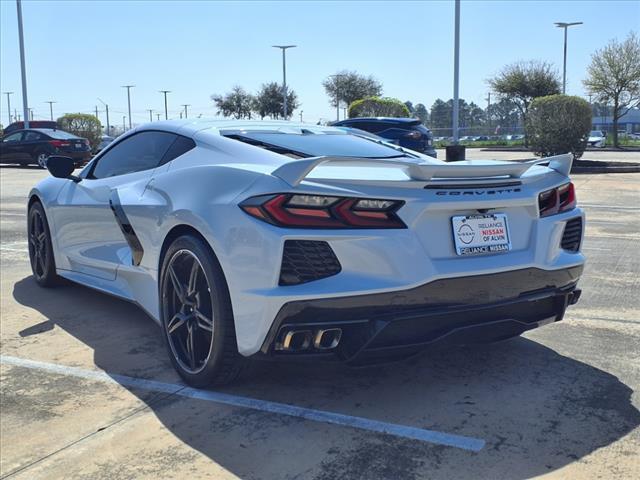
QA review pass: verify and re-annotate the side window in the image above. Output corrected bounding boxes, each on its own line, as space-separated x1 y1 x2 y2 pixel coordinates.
24 131 44 141
91 131 177 179
159 135 196 165
3 132 23 143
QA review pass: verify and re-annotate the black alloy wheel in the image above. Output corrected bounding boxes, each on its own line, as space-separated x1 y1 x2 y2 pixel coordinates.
28 202 58 286
163 249 214 374
160 235 243 387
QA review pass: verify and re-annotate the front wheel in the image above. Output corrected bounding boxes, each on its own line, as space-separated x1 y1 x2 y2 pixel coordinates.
160 234 244 387
28 202 59 287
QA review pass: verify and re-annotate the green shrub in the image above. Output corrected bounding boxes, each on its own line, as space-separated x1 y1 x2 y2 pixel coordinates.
57 113 102 150
348 97 410 118
525 95 592 159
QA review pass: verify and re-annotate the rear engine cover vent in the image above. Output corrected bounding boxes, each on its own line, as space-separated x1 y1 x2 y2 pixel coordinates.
279 240 341 286
561 217 583 252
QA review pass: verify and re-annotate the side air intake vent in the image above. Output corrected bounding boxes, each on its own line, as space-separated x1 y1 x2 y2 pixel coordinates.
561 217 583 252
279 240 341 286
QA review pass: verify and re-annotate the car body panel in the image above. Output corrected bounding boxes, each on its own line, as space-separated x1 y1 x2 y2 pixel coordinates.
29 119 585 357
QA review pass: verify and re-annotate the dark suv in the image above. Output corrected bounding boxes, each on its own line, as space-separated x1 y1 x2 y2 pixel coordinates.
0 128 91 168
332 117 436 158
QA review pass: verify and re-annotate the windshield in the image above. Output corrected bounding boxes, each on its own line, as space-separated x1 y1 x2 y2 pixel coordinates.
590 131 603 136
222 130 410 159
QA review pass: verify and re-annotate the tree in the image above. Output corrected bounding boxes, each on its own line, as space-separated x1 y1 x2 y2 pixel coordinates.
526 95 592 159
583 32 640 147
430 99 450 129
323 71 382 110
348 97 410 118
253 82 299 120
57 113 102 150
487 98 521 129
404 101 415 114
488 61 561 121
211 86 254 119
414 103 429 125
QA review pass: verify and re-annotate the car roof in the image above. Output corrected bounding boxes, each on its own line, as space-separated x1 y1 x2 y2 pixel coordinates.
132 119 347 138
335 117 422 125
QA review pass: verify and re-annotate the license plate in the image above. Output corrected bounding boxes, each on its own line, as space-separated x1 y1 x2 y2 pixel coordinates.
451 213 511 256
75 143 82 149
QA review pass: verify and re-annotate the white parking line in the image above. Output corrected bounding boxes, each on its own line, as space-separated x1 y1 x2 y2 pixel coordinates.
0 355 485 452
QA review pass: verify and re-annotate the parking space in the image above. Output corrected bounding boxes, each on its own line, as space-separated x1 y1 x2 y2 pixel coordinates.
1 163 639 479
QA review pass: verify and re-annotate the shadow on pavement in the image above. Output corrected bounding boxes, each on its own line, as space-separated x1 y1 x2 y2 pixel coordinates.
11 275 640 479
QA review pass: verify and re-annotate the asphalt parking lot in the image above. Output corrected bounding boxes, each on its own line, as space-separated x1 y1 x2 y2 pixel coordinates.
1 157 639 479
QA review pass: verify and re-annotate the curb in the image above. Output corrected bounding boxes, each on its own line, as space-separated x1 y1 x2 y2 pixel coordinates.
572 166 640 174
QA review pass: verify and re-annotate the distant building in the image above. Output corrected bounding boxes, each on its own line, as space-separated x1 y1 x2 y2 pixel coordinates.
592 108 640 133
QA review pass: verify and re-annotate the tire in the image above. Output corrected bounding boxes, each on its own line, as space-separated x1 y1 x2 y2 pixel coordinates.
28 201 59 287
159 234 244 387
34 151 49 169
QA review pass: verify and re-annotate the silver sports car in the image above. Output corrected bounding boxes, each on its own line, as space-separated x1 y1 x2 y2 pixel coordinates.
28 120 585 386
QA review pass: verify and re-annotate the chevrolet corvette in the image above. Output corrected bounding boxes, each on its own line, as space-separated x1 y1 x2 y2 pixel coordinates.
28 120 585 386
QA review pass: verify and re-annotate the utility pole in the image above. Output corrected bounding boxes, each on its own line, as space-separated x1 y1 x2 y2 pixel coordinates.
156 113 161 121
147 109 153 122
3 92 13 124
98 98 109 135
16 0 30 128
485 92 491 130
121 85 134 129
272 45 296 118
122 116 126 131
299 110 303 122
94 105 99 120
554 22 583 94
181 104 190 119
159 90 170 119
44 100 57 121
452 0 461 144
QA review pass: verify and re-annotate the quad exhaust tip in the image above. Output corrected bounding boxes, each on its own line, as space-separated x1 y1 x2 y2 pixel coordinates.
277 327 342 352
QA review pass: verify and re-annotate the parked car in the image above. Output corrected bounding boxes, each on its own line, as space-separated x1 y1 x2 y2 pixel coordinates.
3 120 58 135
0 129 91 168
333 126 392 143
96 135 115 154
29 120 584 387
587 130 606 148
331 118 437 158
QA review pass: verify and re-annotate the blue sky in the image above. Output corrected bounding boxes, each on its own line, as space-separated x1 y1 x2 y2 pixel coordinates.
1 0 639 126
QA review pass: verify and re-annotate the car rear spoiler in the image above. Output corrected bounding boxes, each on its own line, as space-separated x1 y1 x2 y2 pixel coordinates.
271 153 573 186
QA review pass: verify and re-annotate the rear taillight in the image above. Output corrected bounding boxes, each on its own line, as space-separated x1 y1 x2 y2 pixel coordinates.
404 131 422 140
538 182 576 217
240 194 406 229
49 140 71 148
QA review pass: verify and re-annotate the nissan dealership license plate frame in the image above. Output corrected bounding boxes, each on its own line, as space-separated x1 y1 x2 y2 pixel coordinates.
451 213 512 256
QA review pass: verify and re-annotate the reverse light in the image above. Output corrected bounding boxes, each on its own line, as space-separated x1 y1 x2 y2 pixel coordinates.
538 182 576 217
240 194 406 228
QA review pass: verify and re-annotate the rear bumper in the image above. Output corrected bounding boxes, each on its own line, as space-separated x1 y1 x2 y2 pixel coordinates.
256 266 583 364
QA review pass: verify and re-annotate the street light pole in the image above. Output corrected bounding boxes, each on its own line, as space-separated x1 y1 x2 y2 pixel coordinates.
16 0 29 128
272 45 296 119
299 110 303 122
181 104 190 119
159 90 171 119
122 116 126 131
98 98 109 135
121 85 134 129
156 113 161 121
452 0 461 144
554 21 583 94
147 109 153 122
329 74 344 122
3 92 13 124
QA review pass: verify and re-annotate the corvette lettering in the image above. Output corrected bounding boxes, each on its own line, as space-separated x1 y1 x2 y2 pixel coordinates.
435 188 521 196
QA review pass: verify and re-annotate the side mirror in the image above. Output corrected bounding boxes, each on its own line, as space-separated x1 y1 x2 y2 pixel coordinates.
46 156 81 182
